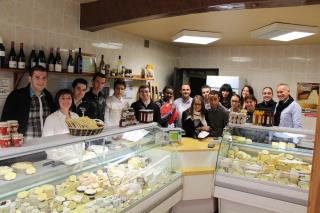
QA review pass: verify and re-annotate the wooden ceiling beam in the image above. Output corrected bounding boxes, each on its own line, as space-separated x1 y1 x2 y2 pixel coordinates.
80 0 320 32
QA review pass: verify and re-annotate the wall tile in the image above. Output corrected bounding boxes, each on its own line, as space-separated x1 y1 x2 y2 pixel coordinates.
34 0 51 10
15 1 33 27
0 0 15 24
32 8 49 31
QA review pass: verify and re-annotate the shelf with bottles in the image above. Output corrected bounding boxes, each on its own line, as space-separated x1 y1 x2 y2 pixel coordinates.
107 75 154 81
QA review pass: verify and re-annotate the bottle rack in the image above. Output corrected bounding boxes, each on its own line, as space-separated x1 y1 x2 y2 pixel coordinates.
0 68 154 89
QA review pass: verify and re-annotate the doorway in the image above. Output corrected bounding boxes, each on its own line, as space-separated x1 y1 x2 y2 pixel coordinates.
172 68 219 98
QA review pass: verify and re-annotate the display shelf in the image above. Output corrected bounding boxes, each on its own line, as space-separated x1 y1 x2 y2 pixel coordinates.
108 75 154 81
0 122 158 160
228 123 314 135
0 68 96 89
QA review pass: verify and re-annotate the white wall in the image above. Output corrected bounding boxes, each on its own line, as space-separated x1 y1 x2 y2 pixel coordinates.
179 45 320 102
0 0 179 116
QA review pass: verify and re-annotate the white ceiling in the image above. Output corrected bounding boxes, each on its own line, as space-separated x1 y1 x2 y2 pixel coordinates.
112 5 320 46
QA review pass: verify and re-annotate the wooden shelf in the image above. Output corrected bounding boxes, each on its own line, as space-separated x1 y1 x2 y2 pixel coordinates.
0 68 95 88
108 75 154 81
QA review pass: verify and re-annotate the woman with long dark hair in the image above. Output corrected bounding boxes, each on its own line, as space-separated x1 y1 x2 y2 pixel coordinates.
182 95 209 138
240 85 254 108
219 83 233 109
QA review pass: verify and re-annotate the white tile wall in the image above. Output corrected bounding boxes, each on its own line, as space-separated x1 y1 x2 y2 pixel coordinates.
179 45 320 102
0 0 179 113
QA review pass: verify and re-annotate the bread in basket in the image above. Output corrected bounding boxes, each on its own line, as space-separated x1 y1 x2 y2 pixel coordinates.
66 117 104 136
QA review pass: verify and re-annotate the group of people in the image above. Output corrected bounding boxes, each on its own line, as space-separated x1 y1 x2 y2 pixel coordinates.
0 66 302 141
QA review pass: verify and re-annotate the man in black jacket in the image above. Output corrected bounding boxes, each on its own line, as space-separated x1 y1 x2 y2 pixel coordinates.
1 66 55 139
131 85 161 123
82 73 106 121
205 90 229 137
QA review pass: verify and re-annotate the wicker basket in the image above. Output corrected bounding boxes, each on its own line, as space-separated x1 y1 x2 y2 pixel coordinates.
68 119 105 136
69 126 104 136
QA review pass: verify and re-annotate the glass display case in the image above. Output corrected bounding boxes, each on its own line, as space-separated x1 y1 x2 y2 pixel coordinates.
214 123 314 212
0 123 182 213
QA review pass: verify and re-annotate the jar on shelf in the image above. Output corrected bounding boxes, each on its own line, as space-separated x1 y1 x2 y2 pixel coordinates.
7 120 19 134
0 122 9 135
11 133 23 147
0 135 11 148
139 109 154 123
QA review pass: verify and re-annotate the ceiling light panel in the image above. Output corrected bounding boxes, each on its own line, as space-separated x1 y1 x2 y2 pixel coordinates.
172 30 221 45
250 23 319 42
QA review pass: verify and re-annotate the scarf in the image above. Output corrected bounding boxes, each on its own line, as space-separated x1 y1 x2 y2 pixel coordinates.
187 111 207 126
274 95 294 126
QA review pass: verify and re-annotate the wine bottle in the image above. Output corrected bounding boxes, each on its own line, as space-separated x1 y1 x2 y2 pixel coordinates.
75 48 82 73
0 37 5 68
17 43 26 70
8 41 17 69
54 48 62 72
116 55 122 76
98 54 106 75
29 49 36 69
66 49 74 73
47 48 55 72
37 47 46 68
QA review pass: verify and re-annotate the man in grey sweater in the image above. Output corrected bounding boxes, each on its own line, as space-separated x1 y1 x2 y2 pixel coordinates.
205 90 229 137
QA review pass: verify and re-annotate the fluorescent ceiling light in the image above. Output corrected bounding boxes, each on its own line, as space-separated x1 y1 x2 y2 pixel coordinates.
172 30 221 45
251 23 319 42
92 42 123 49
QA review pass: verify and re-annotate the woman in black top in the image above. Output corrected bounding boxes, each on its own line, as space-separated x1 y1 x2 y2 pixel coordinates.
219 83 233 109
256 87 277 112
182 95 209 138
131 85 161 123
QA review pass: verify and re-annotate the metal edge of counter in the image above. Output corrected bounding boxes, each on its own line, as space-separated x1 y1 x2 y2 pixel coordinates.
0 122 158 160
214 173 308 206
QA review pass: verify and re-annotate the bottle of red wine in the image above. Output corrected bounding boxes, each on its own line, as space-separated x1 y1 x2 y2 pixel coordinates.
54 48 62 72
17 43 26 70
66 49 74 73
0 37 5 68
47 47 55 72
8 41 17 69
37 47 46 68
29 49 36 69
75 48 82 73
98 54 106 75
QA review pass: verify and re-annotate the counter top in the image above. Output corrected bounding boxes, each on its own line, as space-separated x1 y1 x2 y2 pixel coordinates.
179 167 215 176
162 137 220 152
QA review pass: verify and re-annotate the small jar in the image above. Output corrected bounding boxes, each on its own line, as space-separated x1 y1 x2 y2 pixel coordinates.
11 133 24 147
7 120 19 134
0 135 11 148
0 122 9 135
147 110 154 122
119 117 127 127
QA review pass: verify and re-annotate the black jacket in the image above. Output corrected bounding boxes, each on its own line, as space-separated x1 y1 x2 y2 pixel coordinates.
1 85 55 135
256 99 277 112
82 89 106 121
205 105 229 137
131 100 161 123
182 110 204 138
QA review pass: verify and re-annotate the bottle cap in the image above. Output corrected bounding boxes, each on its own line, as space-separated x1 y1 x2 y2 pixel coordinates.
0 37 3 43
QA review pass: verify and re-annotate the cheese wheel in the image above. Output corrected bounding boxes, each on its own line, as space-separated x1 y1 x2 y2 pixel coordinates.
25 167 36 175
4 171 16 181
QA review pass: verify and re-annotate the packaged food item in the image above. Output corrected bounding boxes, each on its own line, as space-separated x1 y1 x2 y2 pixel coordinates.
0 122 9 135
7 120 19 134
11 133 24 147
0 135 11 148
